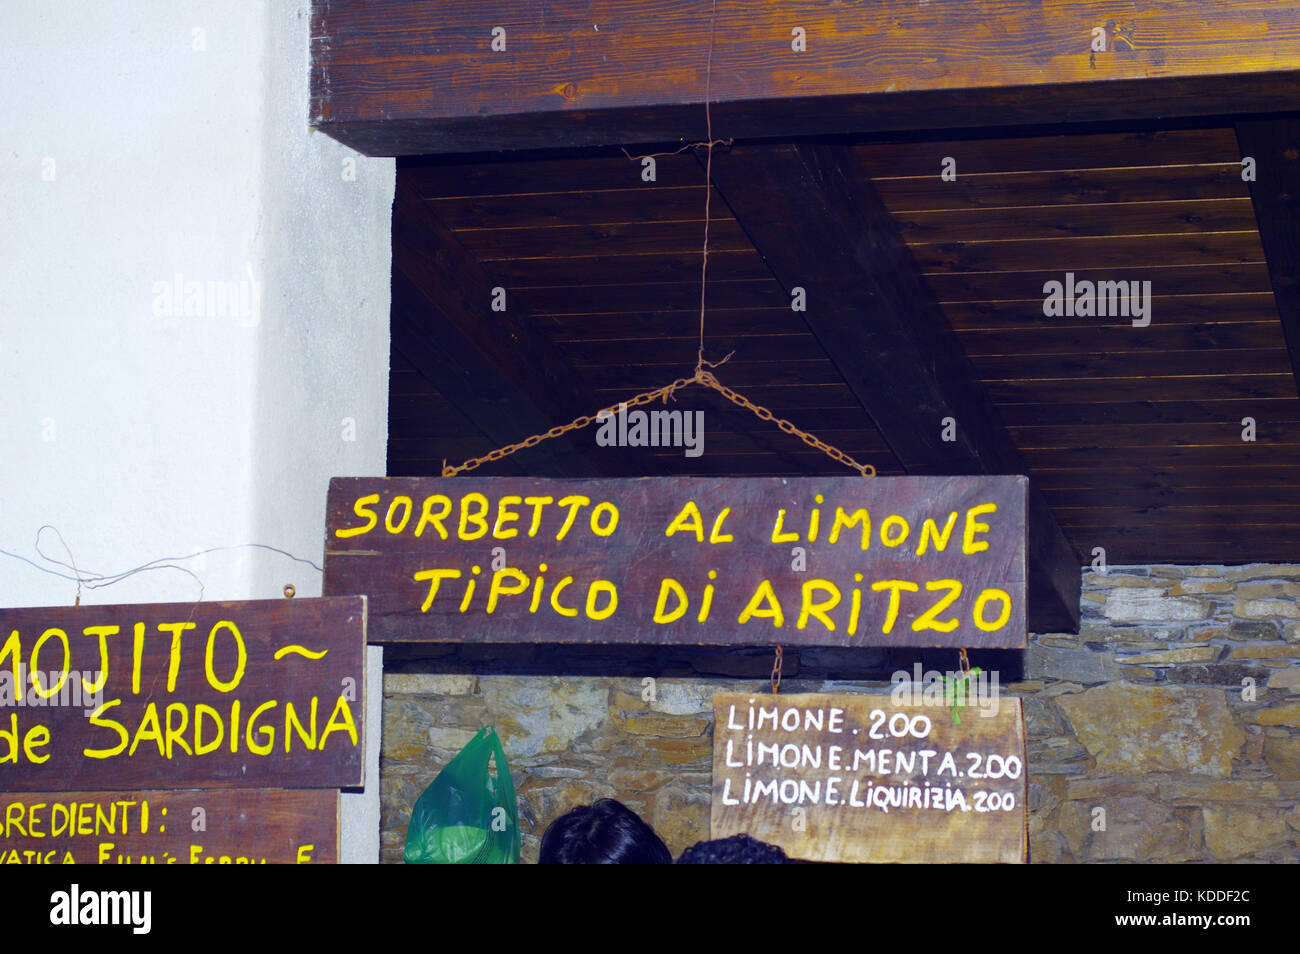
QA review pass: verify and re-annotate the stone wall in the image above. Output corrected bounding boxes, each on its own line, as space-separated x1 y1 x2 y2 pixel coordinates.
379 565 1300 863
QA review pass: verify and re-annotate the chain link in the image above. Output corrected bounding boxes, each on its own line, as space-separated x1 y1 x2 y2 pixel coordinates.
771 644 783 695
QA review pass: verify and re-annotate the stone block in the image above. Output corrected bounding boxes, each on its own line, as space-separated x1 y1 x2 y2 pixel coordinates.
1056 683 1244 776
1025 643 1119 683
1268 667 1300 692
383 673 476 696
1263 737 1300 778
1254 702 1300 727
1120 646 1218 665
1058 796 1198 862
1203 805 1289 860
1169 579 1233 595
1166 664 1270 687
1234 599 1300 620
1103 590 1211 622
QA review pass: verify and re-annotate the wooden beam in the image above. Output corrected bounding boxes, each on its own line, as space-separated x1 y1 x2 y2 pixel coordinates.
311 0 1300 155
391 178 617 476
706 143 1081 633
1235 119 1300 402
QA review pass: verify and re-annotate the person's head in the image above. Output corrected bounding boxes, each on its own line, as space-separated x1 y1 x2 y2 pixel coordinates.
539 798 672 864
676 833 789 864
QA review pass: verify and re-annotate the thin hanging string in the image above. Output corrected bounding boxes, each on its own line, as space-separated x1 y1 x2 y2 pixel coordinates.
697 0 718 374
442 2 873 479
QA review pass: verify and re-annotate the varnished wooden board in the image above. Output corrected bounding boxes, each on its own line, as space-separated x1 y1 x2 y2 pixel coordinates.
897 198 1259 243
987 373 1297 404
515 279 786 314
538 308 810 340
324 476 1027 648
925 263 1273 302
0 598 366 792
973 348 1291 381
0 789 338 864
488 249 772 286
958 321 1287 357
711 692 1027 864
998 398 1300 427
559 334 830 366
457 218 751 260
853 129 1241 178
911 231 1264 273
314 1 1300 153
874 165 1250 213
1022 443 1300 469
431 187 717 230
942 294 1280 328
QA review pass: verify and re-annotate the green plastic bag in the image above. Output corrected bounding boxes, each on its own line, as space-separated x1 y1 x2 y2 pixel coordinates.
404 726 520 864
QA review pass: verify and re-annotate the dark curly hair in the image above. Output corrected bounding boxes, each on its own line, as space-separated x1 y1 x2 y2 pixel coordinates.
539 798 673 864
676 834 789 864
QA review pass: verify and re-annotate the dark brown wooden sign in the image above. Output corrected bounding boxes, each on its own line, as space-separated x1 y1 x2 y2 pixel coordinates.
0 597 366 792
324 476 1026 647
711 692 1028 863
0 788 337 864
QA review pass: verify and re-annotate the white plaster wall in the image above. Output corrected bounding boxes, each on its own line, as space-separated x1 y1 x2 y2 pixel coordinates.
0 1 394 862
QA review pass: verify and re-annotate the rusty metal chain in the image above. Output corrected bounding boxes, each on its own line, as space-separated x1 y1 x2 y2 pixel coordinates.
441 366 877 479
771 644 784 694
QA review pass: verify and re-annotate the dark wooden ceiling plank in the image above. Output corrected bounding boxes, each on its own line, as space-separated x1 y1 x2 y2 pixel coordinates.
898 198 1258 243
958 321 1287 357
874 165 1249 213
313 1 1300 154
988 374 1296 404
911 231 1264 273
491 250 771 286
432 187 715 230
579 360 848 390
593 383 865 410
1010 421 1300 448
559 333 831 366
929 263 1274 302
942 294 1281 327
1056 508 1300 528
972 348 1292 380
516 279 785 314
457 218 751 260
391 178 625 477
997 398 1300 427
538 308 805 339
1034 464 1300 490
1023 444 1300 469
1044 485 1300 508
707 142 1079 632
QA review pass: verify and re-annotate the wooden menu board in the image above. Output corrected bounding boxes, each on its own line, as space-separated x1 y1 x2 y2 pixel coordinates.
711 692 1028 863
0 597 366 792
325 476 1027 648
